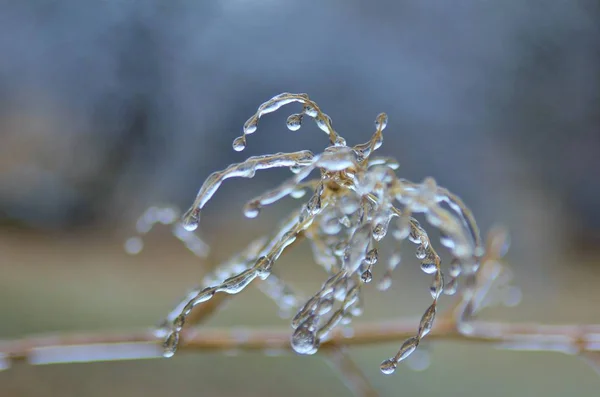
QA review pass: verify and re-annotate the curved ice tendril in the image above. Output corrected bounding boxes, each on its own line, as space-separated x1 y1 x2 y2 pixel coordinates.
125 206 209 257
155 93 483 375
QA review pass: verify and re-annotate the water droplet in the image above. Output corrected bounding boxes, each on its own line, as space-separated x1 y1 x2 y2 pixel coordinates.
350 305 363 316
333 279 348 301
340 314 353 325
420 261 437 274
163 332 179 358
290 163 305 174
286 114 303 131
415 244 427 260
375 113 388 130
303 104 318 118
449 259 462 277
232 136 246 152
361 269 373 283
380 358 397 375
173 314 186 332
290 188 306 198
318 298 334 315
395 337 419 362
221 269 258 293
372 223 388 241
444 277 458 295
440 233 455 249
334 136 347 146
243 116 258 134
124 237 143 255
389 253 401 268
315 114 331 133
377 274 392 291
291 325 318 355
365 248 378 265
430 271 444 298
243 201 261 218
181 208 200 232
255 256 273 279
418 304 436 338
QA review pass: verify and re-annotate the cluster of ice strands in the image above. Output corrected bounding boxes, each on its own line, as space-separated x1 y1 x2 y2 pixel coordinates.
156 93 484 374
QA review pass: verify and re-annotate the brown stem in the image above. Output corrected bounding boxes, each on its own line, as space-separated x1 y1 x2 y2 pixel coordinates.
2 319 598 369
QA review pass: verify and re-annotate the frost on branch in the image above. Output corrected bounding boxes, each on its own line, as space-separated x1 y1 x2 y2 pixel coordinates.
155 93 484 373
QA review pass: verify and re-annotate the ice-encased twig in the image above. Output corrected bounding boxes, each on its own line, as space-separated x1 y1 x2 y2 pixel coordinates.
125 206 209 257
181 150 315 232
162 200 328 357
162 92 483 374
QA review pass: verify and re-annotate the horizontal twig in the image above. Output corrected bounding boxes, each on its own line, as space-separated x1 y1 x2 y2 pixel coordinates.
1 319 598 369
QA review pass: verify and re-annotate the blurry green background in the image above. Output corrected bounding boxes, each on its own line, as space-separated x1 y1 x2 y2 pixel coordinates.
1 1 599 396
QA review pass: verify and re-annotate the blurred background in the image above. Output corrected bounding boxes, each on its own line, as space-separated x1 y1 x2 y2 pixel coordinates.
1 0 599 396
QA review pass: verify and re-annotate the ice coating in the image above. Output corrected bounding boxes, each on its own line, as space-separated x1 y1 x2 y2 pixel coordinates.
156 93 483 374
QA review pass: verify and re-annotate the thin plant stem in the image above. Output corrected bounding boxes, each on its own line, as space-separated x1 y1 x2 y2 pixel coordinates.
2 318 598 367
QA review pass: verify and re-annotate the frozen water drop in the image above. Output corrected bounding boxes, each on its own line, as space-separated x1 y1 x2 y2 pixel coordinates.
181 208 200 232
449 259 462 277
315 114 331 133
291 326 318 355
360 269 373 283
380 358 397 375
290 188 306 199
173 314 186 332
418 304 436 338
334 136 346 146
255 256 273 279
290 164 304 174
365 248 378 265
286 114 303 131
350 305 363 316
340 314 353 325
415 244 427 260
389 253 402 267
375 113 388 130
395 337 419 362
377 274 392 291
243 116 258 134
430 271 444 298
163 332 179 358
232 136 246 152
318 298 334 315
420 261 437 274
303 104 318 118
124 237 143 255
444 277 458 295
243 201 261 218
372 223 387 241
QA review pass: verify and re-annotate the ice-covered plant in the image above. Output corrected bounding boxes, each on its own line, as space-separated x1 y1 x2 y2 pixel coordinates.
157 92 484 373
2 94 598 397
